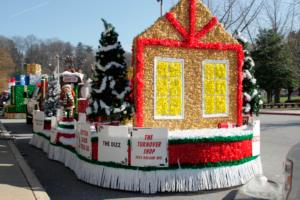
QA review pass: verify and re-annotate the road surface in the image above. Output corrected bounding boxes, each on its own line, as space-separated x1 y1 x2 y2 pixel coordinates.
2 114 300 199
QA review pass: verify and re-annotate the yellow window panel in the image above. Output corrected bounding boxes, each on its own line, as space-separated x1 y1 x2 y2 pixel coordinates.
169 98 182 116
170 86 181 97
216 96 226 113
170 97 181 108
169 79 182 96
169 62 182 77
169 106 182 116
157 61 169 77
156 79 169 97
204 96 215 114
155 58 183 118
204 80 215 95
156 98 169 115
215 80 226 95
215 63 226 79
204 63 215 80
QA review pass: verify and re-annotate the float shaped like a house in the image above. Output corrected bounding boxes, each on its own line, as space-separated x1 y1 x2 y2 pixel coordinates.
132 0 244 130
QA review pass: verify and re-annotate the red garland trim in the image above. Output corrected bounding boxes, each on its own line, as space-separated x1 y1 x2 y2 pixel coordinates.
168 140 252 165
135 39 145 127
189 0 196 41
135 38 244 127
57 133 75 138
165 12 189 40
195 17 218 40
237 48 244 126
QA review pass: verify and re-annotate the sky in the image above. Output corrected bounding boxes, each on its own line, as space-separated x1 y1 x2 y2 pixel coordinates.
0 0 179 51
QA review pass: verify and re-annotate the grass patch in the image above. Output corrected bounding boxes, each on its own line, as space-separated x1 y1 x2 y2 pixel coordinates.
262 96 300 103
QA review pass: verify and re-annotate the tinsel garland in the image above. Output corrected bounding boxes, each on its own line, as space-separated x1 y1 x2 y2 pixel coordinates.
58 123 74 129
33 131 257 171
168 134 253 144
194 17 217 40
165 12 189 39
135 37 244 127
168 140 252 165
134 0 244 127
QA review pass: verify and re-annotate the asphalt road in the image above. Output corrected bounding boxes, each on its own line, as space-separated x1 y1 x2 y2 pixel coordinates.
2 114 300 200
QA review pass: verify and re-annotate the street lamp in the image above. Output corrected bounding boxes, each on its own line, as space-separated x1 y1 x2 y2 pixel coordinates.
56 55 60 74
157 0 163 17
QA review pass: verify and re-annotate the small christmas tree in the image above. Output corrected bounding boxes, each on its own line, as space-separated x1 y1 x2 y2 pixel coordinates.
86 19 133 122
44 73 61 117
235 32 263 116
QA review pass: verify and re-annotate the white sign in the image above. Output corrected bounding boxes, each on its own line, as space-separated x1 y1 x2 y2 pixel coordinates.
78 123 92 158
33 110 44 133
50 116 57 143
63 76 78 83
78 113 86 123
78 123 92 159
98 126 129 165
252 120 260 156
56 108 63 121
130 128 168 167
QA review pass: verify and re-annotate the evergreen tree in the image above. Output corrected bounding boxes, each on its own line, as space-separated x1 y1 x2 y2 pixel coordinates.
44 73 60 117
287 31 300 99
252 29 297 103
235 33 263 116
86 19 133 122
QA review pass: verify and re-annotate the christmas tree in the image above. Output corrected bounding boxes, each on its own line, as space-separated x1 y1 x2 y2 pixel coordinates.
235 32 263 116
44 73 61 117
86 19 133 122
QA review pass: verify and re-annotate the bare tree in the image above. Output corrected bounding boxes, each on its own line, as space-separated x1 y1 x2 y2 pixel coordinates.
263 0 300 35
201 0 264 43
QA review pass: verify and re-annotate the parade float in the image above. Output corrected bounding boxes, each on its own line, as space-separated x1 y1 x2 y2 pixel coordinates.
30 0 262 194
4 64 42 119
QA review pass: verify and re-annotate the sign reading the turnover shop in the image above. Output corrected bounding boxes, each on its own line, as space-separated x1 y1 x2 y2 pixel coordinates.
78 123 92 159
130 128 168 167
33 110 44 133
252 120 260 156
98 126 129 165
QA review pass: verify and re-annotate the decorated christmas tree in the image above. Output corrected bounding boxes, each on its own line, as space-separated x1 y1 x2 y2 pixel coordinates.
86 19 133 122
44 73 60 117
235 33 263 116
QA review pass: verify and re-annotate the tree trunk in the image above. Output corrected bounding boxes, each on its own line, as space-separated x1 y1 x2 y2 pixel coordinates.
274 88 281 103
287 88 293 102
267 90 272 103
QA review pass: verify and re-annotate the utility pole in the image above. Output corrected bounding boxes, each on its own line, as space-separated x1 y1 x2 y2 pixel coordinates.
56 55 60 74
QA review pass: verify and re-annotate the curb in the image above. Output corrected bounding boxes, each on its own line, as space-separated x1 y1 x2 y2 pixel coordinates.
260 112 300 116
0 122 50 200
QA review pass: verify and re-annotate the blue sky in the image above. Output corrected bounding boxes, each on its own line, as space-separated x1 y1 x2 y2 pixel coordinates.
0 0 178 51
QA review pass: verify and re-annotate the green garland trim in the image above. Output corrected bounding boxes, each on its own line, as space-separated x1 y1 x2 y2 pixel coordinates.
91 137 98 143
58 124 74 129
33 132 258 171
35 132 50 140
168 134 253 144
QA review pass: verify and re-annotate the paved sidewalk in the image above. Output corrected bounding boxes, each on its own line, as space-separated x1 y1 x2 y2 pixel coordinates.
260 109 300 116
0 121 50 200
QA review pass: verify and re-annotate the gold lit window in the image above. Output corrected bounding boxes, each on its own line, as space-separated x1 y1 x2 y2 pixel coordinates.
154 57 184 119
202 60 229 117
